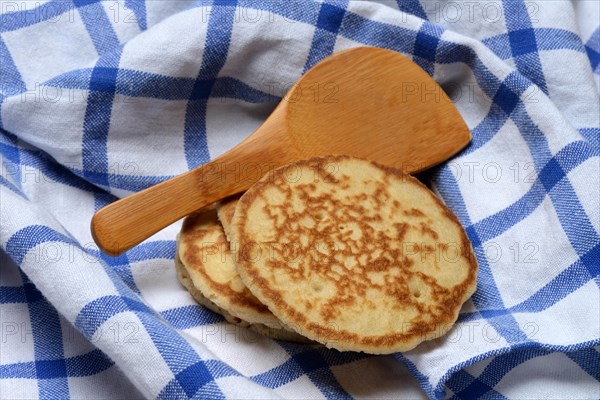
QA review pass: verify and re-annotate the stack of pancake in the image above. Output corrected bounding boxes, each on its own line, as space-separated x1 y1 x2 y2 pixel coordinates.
175 156 478 354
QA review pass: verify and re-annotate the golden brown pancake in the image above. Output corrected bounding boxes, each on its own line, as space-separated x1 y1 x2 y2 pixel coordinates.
230 156 478 354
217 195 240 242
176 208 310 342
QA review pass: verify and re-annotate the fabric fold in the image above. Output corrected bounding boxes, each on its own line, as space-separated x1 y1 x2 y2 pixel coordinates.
1 1 598 399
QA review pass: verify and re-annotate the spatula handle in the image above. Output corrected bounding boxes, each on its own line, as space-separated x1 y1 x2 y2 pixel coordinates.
91 156 282 257
91 110 293 256
91 162 222 256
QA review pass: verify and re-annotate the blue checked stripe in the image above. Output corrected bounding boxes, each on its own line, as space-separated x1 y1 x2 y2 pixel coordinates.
4 225 227 398
9 225 285 398
566 348 600 381
395 0 427 20
1 128 109 196
125 0 147 31
0 38 25 97
585 27 600 72
81 48 123 188
255 342 360 399
442 342 600 400
502 0 548 93
0 131 21 183
252 342 367 399
467 141 598 247
579 128 599 148
455 346 553 398
1 1 599 399
483 28 586 60
447 345 600 398
161 305 223 329
0 175 25 197
2 69 271 194
45 69 279 103
0 286 26 303
0 349 114 379
184 2 237 169
0 38 25 128
509 244 600 312
394 352 438 397
1 220 370 399
446 370 507 400
0 254 219 393
413 22 444 75
303 1 348 72
15 271 68 397
435 167 529 344
73 0 120 55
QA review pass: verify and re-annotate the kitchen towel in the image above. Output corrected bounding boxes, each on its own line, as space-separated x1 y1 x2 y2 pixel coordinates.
1 1 599 398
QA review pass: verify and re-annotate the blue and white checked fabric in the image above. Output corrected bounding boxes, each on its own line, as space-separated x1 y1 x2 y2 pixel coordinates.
1 1 599 398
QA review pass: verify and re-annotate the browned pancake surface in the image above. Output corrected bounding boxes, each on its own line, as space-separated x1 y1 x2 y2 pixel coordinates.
177 207 311 342
179 209 271 319
231 156 478 353
217 195 240 241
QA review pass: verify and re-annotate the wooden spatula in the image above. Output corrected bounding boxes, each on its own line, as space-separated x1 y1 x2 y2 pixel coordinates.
92 46 471 256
